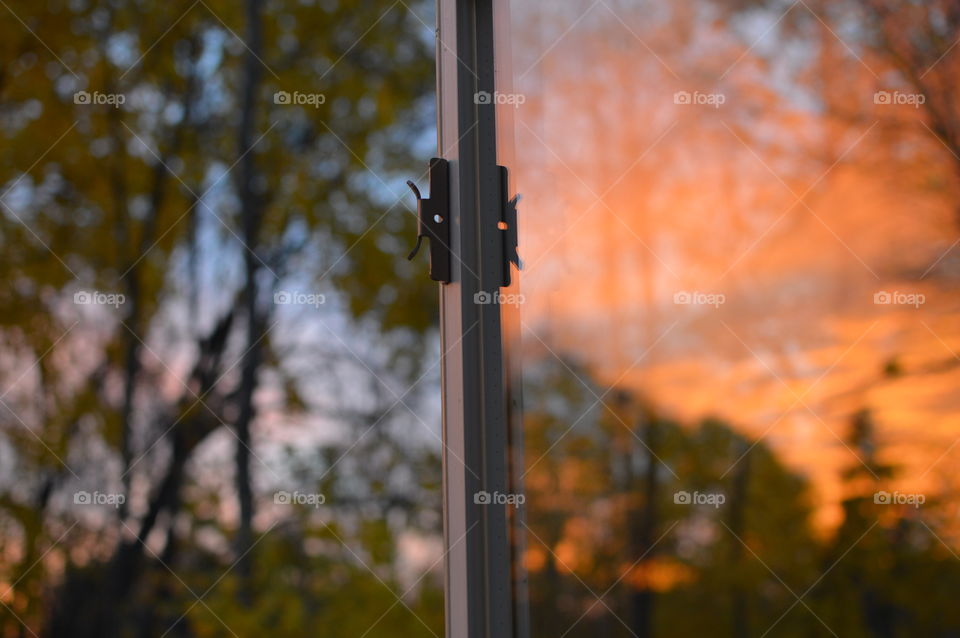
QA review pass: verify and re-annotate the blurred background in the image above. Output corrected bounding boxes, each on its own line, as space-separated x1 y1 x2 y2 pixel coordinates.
498 0 960 636
0 0 444 636
5 0 960 637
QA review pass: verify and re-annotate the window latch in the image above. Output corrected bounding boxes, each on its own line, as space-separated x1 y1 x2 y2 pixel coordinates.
498 165 522 287
406 157 451 283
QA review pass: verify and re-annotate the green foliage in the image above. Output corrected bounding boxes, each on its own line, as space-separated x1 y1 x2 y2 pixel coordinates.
0 0 441 635
521 357 960 637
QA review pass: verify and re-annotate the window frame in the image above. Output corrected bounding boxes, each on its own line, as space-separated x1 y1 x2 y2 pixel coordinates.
435 1 523 636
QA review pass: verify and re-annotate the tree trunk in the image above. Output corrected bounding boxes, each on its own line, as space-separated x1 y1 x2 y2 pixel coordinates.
630 415 660 638
231 0 266 607
728 440 752 638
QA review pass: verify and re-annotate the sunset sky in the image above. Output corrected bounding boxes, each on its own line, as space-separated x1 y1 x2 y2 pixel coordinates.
501 0 960 535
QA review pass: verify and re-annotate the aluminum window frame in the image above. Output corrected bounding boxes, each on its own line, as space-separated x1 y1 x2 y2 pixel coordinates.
435 1 522 636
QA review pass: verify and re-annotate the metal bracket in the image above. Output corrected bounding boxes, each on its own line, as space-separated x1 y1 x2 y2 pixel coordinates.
406 157 451 283
498 165 521 287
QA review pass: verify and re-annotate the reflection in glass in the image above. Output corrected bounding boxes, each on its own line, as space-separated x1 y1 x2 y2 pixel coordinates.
497 0 960 635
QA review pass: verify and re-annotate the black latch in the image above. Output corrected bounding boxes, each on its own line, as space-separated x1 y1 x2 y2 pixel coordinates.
498 165 521 287
406 158 450 283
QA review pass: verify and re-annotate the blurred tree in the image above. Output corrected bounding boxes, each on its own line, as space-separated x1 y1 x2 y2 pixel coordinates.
0 0 440 636
519 355 960 638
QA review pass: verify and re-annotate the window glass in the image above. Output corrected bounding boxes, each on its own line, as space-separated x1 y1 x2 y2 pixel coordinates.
495 1 960 635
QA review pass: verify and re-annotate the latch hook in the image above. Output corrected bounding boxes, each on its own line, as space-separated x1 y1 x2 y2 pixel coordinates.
405 158 451 283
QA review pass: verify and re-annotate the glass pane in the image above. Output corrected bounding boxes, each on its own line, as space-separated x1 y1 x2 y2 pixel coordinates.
495 1 960 635
0 2 443 636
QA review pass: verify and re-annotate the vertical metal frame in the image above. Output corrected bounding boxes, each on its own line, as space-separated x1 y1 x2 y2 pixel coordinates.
436 0 516 636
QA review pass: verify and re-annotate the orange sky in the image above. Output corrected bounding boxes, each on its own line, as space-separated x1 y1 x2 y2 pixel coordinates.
500 0 960 535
